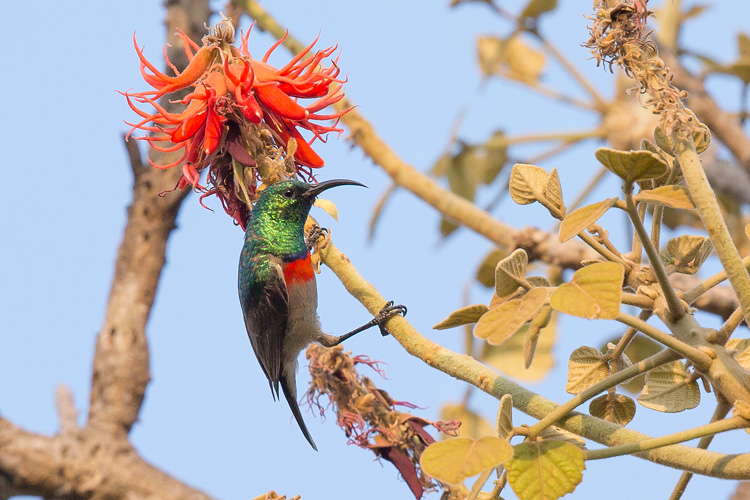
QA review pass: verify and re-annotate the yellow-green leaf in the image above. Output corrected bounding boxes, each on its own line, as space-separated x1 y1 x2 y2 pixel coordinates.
497 394 514 440
525 305 552 368
434 304 490 330
595 148 669 183
441 403 496 439
611 335 661 394
313 198 339 221
544 168 566 215
475 288 550 345
727 339 750 370
483 317 556 382
637 361 700 412
495 248 530 297
506 441 585 500
660 235 712 275
503 36 546 84
565 346 609 394
550 262 624 319
559 198 618 242
420 437 513 485
521 0 557 19
477 248 508 288
635 185 695 210
510 164 551 205
589 393 636 425
538 426 586 448
477 36 504 77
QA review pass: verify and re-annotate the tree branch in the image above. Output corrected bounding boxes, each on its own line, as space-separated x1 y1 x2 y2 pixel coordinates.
318 239 750 479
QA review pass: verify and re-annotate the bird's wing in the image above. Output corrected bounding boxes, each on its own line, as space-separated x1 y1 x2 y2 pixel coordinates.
239 255 288 399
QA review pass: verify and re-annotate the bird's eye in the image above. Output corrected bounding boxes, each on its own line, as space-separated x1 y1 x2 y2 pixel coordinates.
283 188 295 199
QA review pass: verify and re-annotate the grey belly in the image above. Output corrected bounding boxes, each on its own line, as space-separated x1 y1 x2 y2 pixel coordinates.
282 279 322 363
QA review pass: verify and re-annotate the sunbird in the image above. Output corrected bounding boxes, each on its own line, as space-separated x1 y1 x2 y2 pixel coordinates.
238 179 406 450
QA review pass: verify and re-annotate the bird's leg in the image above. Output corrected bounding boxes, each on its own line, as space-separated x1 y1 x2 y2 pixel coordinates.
305 224 329 252
319 301 408 347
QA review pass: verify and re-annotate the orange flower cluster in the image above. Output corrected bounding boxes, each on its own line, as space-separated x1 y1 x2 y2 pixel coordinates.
123 20 347 228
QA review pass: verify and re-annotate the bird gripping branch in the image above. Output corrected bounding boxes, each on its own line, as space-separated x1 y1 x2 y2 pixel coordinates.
238 179 406 450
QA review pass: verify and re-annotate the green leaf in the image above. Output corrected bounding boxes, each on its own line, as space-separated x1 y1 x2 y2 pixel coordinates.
506 441 585 500
589 393 636 425
420 437 514 485
559 198 618 242
635 185 695 210
565 346 609 394
549 262 624 319
495 248 530 297
434 304 490 330
521 0 557 19
637 361 700 412
475 288 550 345
595 148 669 183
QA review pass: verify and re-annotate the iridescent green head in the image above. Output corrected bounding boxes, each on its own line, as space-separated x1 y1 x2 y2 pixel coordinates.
250 179 366 231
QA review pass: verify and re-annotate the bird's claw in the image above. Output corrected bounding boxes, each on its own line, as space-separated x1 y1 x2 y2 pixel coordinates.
306 224 329 252
375 301 408 336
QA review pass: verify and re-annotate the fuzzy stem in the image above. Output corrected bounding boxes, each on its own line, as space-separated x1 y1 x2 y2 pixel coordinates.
585 415 748 461
624 183 685 320
616 313 711 368
675 134 750 324
316 238 750 478
527 349 679 439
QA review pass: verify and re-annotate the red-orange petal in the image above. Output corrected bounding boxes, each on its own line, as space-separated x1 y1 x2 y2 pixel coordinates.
254 84 308 121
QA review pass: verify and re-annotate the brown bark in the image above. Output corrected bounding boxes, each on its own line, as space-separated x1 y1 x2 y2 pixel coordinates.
0 2 218 499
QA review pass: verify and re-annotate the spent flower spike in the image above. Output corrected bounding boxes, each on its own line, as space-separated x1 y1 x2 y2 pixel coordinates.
122 18 348 228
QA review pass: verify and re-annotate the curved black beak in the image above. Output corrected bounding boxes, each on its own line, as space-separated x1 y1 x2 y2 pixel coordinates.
304 179 367 199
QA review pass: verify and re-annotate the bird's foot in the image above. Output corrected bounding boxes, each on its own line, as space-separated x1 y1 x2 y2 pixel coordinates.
305 224 329 252
374 301 408 336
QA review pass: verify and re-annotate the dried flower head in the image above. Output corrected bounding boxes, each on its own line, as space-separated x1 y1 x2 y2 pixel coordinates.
305 344 463 500
584 0 694 136
122 18 348 228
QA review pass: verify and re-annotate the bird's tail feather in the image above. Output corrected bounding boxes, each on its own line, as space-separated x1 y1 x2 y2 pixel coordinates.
281 374 318 451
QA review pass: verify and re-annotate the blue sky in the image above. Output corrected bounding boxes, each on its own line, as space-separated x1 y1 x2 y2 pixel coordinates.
3 1 750 499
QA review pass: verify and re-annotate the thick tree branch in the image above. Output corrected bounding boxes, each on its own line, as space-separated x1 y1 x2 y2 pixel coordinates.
0 2 225 499
87 0 209 438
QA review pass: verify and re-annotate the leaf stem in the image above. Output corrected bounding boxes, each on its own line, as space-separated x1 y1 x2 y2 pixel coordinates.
585 415 748 461
526 349 679 439
624 183 685 320
616 313 712 368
